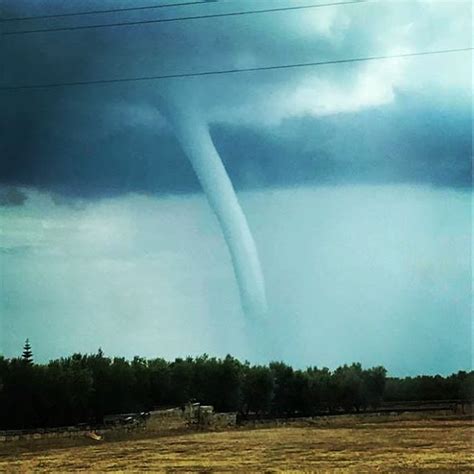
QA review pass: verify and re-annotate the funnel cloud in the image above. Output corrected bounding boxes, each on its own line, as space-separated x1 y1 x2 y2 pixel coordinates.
161 100 267 318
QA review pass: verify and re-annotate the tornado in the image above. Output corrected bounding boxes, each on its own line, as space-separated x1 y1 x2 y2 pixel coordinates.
161 101 267 318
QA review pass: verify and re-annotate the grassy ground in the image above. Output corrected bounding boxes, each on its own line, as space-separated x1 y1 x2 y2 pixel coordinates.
1 418 472 472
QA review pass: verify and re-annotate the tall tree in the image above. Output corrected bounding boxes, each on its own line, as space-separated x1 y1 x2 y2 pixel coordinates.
22 339 33 365
242 365 274 415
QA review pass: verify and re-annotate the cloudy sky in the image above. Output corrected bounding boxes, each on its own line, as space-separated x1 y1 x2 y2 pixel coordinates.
0 0 472 375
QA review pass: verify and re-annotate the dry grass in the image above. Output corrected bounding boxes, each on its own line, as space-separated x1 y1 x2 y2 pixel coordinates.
1 418 472 472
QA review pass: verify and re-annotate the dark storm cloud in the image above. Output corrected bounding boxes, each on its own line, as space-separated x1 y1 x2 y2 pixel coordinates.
1 90 470 197
0 0 471 197
0 187 28 206
215 92 472 190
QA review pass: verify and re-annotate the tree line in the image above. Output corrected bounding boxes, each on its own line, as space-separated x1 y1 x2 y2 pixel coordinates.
0 347 472 430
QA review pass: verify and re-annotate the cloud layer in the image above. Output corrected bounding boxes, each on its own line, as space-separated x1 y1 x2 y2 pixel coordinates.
1 0 471 196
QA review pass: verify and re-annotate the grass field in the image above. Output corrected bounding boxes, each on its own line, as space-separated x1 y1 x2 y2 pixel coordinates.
1 418 472 472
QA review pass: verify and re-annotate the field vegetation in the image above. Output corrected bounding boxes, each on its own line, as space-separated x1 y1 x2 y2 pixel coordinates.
1 417 471 472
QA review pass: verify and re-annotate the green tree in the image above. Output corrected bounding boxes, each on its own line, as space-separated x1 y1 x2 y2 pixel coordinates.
242 365 274 415
306 367 332 413
22 339 33 365
270 362 295 415
363 366 387 409
333 363 366 412
290 370 312 415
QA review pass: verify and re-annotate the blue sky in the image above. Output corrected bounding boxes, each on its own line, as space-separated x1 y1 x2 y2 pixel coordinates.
0 0 472 374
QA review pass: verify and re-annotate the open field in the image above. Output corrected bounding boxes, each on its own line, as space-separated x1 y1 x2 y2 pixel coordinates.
1 418 472 472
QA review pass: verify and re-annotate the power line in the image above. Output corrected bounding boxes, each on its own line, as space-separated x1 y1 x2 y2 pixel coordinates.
1 47 471 92
1 1 370 36
0 1 208 22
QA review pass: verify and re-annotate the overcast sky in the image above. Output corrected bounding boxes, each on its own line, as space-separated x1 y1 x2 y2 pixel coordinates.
0 0 472 375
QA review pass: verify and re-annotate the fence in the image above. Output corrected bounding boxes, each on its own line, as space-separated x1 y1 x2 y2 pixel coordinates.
0 402 238 443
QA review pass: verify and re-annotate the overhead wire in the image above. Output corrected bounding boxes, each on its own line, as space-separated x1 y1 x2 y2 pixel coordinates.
0 1 209 22
1 47 471 92
1 1 371 36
